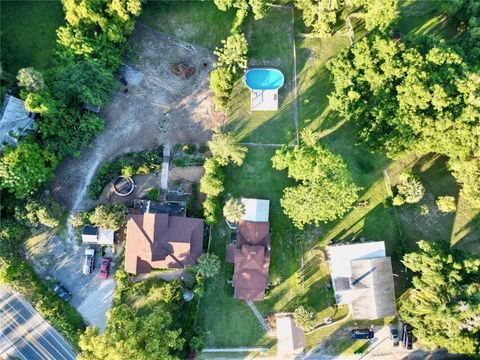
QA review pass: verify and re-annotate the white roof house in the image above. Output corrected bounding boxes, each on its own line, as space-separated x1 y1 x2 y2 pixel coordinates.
241 198 270 222
326 241 397 320
0 95 36 149
275 313 304 356
81 225 115 245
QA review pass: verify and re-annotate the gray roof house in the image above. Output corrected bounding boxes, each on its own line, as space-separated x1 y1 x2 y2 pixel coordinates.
0 95 36 149
326 241 397 320
81 225 115 246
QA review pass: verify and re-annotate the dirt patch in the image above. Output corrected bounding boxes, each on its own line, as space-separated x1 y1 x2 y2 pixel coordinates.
169 166 205 183
51 24 222 211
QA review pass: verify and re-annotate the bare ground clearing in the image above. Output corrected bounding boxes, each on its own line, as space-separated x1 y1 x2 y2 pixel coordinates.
51 24 222 211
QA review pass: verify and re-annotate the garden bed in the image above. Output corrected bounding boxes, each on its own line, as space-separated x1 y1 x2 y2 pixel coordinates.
87 146 163 199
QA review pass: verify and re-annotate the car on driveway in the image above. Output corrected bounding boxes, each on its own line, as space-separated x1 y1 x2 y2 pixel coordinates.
389 323 399 346
83 247 95 275
351 328 374 340
403 324 414 350
52 282 72 302
99 257 111 279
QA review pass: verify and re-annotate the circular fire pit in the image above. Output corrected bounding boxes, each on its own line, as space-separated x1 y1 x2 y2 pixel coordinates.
113 176 134 196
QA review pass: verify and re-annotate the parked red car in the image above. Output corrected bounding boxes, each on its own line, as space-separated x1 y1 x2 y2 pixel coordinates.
99 257 111 279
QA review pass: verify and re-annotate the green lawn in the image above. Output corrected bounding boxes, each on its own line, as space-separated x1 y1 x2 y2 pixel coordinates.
139 1 235 50
225 7 296 144
0 1 64 77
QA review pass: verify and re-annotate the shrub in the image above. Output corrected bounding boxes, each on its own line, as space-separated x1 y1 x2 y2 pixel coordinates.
182 144 196 154
294 305 316 332
419 204 430 216
147 188 159 201
436 196 456 213
198 144 208 153
395 173 425 204
121 165 134 177
17 67 45 92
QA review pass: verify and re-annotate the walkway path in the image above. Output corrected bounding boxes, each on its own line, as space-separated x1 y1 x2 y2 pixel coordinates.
161 145 171 191
246 300 272 332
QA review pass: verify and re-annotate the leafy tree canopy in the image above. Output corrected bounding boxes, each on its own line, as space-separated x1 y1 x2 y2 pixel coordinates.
79 303 184 360
194 253 221 278
272 129 359 229
328 34 480 206
0 141 55 199
207 131 247 166
214 34 248 73
52 59 117 106
401 240 480 355
214 0 269 20
295 0 397 37
223 197 245 223
89 203 127 231
16 67 45 93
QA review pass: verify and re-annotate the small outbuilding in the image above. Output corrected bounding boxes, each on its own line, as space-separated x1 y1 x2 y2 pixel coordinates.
0 95 36 149
241 198 270 222
275 313 304 356
81 225 115 246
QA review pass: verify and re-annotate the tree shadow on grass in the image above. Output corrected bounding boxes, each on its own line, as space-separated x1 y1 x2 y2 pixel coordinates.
452 212 480 255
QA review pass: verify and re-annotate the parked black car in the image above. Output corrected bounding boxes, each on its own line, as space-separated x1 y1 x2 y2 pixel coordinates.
389 324 399 346
351 328 374 340
403 324 414 350
52 282 72 302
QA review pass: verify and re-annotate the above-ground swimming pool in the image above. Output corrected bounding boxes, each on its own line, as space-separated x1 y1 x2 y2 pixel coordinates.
245 69 284 91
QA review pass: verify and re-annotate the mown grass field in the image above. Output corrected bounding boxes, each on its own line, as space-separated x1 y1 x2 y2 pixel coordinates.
139 1 235 50
0 1 64 77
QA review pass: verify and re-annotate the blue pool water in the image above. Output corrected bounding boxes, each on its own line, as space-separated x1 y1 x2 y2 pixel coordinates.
245 69 284 90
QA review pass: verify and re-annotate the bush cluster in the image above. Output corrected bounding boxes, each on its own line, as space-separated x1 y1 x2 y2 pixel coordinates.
87 147 162 199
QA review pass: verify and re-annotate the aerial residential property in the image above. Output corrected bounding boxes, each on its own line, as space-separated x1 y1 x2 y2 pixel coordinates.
125 212 204 274
226 198 271 300
1 0 479 359
326 241 397 320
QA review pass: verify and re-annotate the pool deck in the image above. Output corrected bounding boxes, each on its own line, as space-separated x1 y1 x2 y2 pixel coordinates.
251 90 278 111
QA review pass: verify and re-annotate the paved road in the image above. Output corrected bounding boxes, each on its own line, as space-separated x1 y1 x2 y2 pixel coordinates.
0 287 77 360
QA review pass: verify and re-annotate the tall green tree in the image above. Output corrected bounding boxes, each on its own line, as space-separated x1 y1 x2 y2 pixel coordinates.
328 34 480 206
401 240 480 355
214 0 269 20
223 197 245 223
214 33 248 73
79 303 185 360
295 0 397 37
194 253 221 278
207 131 247 166
89 203 127 231
52 59 117 106
272 129 359 229
0 141 55 199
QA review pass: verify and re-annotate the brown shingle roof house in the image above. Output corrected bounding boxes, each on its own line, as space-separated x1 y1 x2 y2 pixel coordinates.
227 198 271 301
125 213 204 274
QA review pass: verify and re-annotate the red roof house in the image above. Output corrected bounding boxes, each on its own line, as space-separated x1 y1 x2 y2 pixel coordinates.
125 213 204 274
226 198 271 301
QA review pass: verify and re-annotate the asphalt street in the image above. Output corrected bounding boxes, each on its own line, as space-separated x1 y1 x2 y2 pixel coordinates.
0 287 77 360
